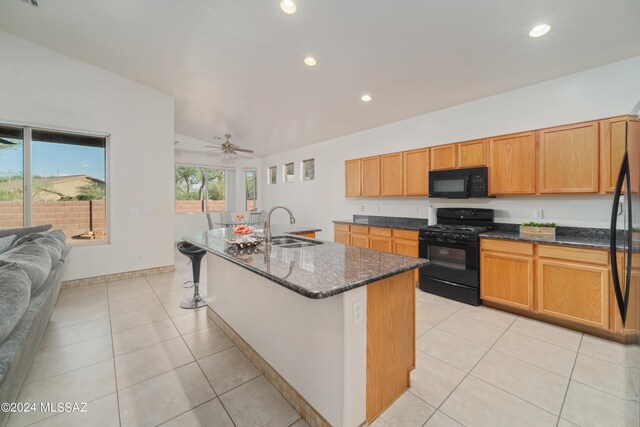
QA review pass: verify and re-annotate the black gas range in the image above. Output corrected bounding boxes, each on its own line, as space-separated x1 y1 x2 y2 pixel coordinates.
418 208 494 305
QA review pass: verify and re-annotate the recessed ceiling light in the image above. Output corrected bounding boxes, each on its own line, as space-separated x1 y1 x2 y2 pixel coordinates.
280 0 296 14
529 23 551 38
361 94 372 102
304 57 317 67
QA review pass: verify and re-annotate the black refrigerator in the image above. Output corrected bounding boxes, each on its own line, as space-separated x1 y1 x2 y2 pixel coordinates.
609 108 639 419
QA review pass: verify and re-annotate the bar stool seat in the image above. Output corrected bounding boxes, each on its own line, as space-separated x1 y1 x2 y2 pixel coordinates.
176 241 208 309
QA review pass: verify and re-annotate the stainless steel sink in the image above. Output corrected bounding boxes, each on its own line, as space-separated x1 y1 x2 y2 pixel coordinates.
270 236 323 248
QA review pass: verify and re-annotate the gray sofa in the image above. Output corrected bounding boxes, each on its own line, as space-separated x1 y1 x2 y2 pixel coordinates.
0 226 70 427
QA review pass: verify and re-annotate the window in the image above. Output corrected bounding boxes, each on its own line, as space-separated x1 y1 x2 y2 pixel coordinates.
245 169 257 211
0 125 108 243
284 162 294 183
302 159 315 181
268 166 277 185
175 166 233 213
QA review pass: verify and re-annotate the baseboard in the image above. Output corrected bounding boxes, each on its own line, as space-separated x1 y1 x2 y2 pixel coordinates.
206 306 333 427
61 264 176 289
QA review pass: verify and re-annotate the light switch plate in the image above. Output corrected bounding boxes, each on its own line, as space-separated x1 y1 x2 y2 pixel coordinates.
534 209 543 220
353 300 363 324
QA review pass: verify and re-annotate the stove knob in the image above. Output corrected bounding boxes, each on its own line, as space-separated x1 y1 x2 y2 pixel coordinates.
442 233 449 239
454 234 460 240
461 235 468 240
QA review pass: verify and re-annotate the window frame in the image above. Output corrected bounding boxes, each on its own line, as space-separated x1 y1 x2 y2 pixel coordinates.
174 163 234 214
283 162 294 183
0 122 110 246
268 166 277 185
244 168 258 212
301 158 315 182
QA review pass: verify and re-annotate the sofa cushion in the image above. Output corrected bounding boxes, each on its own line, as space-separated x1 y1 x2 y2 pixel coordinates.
0 235 16 255
11 230 66 265
0 263 31 344
0 242 52 294
0 224 52 240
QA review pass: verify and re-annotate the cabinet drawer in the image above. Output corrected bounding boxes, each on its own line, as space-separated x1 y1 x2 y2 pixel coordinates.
538 245 608 265
370 227 392 237
392 229 418 240
350 225 370 235
481 239 533 256
334 223 350 232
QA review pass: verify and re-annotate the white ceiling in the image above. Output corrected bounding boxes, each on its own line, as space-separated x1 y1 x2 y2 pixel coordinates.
1 0 640 156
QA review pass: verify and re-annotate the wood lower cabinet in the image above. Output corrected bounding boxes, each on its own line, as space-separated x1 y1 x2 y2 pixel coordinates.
370 235 393 253
489 132 536 195
539 121 599 193
481 238 621 335
430 144 457 170
361 156 381 197
380 152 403 196
537 258 609 329
480 240 534 310
403 148 429 196
345 159 361 197
334 231 349 245
350 233 369 248
458 139 487 168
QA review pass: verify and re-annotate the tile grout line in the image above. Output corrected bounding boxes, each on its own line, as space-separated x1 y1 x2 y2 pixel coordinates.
556 334 583 427
146 270 239 427
418 313 517 427
105 278 124 427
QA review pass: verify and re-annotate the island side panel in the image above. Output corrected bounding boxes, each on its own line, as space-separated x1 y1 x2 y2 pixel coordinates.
207 254 367 427
366 269 416 422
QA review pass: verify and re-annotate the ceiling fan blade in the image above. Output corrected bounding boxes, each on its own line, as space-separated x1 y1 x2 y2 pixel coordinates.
204 145 223 149
233 148 254 153
0 138 17 145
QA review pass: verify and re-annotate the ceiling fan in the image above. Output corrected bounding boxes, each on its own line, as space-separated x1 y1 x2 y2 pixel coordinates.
205 133 254 158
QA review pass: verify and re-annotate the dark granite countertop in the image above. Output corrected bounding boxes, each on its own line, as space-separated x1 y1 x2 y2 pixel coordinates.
260 224 322 235
183 227 427 299
333 215 429 231
479 224 621 250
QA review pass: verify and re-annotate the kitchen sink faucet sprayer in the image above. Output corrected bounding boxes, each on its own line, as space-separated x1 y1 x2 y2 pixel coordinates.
264 206 296 244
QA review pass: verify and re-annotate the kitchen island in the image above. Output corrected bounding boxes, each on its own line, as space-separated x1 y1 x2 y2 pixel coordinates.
184 227 426 427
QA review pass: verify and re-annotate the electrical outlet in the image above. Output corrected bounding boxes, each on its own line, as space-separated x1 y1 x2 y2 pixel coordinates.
137 253 144 261
534 209 543 220
353 300 363 324
376 206 381 212
414 207 420 214
359 205 365 212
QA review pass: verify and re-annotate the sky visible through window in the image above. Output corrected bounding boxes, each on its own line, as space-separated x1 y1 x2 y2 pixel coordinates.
1 142 105 180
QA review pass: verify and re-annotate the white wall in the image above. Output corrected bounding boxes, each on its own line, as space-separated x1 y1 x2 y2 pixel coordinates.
0 31 175 280
174 133 261 241
261 57 640 240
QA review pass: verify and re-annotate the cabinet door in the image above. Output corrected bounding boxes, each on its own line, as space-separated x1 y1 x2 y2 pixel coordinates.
537 258 609 329
430 144 457 170
403 148 429 196
489 132 536 195
381 152 403 196
458 139 487 168
370 236 393 253
361 156 381 197
480 251 534 310
334 231 350 245
539 121 599 193
393 238 419 257
350 233 369 248
602 117 640 194
345 159 362 197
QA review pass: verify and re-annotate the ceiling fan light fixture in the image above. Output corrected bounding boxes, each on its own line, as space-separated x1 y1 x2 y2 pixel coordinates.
280 0 296 15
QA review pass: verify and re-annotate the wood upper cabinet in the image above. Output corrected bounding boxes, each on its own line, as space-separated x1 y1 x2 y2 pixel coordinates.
480 239 534 310
489 132 536 195
430 144 457 170
345 159 362 197
403 148 429 196
537 245 610 329
458 139 487 168
539 121 599 194
380 152 403 196
361 156 381 197
602 116 640 194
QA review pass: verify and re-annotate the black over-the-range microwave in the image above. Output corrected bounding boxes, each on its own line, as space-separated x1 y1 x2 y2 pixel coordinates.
428 167 489 198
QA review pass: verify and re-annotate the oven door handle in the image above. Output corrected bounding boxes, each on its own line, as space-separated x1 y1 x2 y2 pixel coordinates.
465 174 471 196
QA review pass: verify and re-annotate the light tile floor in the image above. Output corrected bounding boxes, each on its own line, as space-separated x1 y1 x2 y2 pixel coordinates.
9 248 640 427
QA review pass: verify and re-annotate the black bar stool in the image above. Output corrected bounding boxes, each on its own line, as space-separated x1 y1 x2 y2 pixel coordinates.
176 241 208 309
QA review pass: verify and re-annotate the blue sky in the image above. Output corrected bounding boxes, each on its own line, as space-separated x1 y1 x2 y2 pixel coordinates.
0 142 105 180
